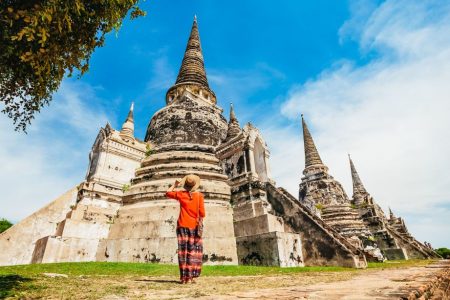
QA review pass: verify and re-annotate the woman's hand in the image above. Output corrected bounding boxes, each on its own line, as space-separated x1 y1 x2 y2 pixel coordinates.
168 179 181 192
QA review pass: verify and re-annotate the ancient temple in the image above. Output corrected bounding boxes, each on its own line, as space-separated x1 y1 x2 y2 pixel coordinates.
298 116 374 250
216 109 367 268
297 115 438 261
0 17 437 268
0 17 234 266
348 156 439 259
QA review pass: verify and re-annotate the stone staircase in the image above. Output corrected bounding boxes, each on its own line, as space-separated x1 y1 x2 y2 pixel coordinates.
265 183 367 268
320 204 371 238
386 225 441 259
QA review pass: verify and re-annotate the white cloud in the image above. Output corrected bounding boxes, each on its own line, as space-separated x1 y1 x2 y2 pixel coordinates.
0 80 111 222
263 0 450 247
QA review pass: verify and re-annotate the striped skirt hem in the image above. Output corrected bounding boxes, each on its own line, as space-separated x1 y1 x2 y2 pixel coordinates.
176 227 203 281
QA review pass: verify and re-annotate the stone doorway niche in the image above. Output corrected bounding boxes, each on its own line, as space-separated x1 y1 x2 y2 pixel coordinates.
253 138 268 182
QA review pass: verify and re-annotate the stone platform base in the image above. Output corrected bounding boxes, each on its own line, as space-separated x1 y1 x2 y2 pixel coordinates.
97 199 238 265
28 195 238 265
382 248 408 260
32 236 100 263
236 232 303 267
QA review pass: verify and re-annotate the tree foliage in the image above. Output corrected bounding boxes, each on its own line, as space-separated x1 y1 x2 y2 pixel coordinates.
0 218 13 233
435 247 450 259
0 0 145 131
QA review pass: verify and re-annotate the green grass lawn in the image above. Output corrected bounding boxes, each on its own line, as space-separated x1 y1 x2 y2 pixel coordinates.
367 259 436 269
0 262 353 278
0 260 436 299
0 259 434 277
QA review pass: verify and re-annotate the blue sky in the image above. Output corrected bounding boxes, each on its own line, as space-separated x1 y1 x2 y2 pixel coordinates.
1 0 449 248
81 0 366 135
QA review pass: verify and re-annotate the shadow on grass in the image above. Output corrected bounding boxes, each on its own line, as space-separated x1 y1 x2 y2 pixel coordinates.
135 279 180 284
0 274 32 299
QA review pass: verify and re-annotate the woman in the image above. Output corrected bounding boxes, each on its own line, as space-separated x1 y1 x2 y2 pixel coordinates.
166 174 205 284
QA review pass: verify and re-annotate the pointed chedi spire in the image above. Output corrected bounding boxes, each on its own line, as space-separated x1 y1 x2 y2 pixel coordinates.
166 16 216 105
230 102 237 121
389 207 395 220
349 154 368 196
225 103 241 141
120 102 134 139
126 102 134 122
175 16 209 88
301 115 324 168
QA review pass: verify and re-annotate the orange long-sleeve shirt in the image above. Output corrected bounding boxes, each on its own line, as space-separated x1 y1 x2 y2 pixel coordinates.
166 191 205 229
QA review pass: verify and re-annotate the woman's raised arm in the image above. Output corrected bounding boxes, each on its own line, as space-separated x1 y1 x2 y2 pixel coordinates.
166 179 180 199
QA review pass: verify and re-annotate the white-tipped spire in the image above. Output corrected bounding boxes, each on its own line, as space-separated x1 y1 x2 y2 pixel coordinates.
120 101 135 139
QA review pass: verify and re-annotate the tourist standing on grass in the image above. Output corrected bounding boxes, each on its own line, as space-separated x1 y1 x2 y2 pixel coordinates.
166 174 205 284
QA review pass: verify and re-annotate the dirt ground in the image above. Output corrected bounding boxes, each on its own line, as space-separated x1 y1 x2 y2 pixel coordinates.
98 260 449 300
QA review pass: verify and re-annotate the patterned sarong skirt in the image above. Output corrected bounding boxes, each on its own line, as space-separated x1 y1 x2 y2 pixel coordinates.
176 227 203 281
